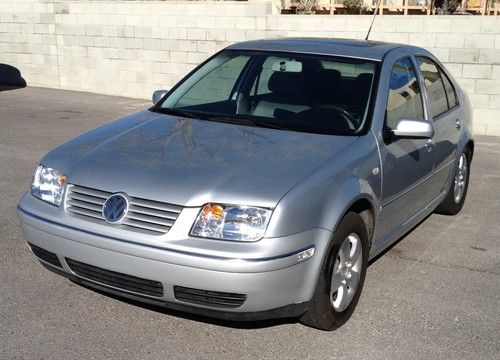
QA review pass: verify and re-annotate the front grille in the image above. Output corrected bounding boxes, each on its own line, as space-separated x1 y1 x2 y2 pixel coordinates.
66 258 164 298
174 286 246 309
65 184 183 235
29 243 62 268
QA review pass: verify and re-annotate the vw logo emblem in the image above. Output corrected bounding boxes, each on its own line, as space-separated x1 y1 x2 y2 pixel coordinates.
102 193 129 224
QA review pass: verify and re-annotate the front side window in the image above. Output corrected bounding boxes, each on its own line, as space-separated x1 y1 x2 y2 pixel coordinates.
159 50 378 136
385 57 424 130
416 56 449 118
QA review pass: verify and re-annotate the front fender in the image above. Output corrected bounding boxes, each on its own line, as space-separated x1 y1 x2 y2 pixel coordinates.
266 135 381 239
315 177 380 237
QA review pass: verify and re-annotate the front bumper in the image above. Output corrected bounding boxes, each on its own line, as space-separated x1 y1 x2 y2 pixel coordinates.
18 196 332 321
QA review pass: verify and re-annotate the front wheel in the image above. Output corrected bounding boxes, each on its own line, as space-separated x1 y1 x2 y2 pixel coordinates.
435 149 471 215
300 212 369 331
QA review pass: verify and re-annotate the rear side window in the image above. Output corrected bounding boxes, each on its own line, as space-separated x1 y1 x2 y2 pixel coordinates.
386 57 424 130
440 70 457 109
416 57 449 118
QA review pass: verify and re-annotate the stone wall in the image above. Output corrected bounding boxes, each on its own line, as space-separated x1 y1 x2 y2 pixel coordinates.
0 1 499 134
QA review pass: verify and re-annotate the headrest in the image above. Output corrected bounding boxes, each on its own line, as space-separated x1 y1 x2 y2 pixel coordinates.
268 71 304 95
354 73 373 86
320 69 341 83
314 69 341 92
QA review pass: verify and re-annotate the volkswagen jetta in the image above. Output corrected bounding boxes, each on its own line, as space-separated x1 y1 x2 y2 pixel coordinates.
18 39 474 330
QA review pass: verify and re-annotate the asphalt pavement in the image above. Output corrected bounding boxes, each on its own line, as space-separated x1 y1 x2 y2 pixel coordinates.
1 86 498 360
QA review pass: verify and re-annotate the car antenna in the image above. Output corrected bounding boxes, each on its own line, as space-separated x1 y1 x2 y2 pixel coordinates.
365 0 383 41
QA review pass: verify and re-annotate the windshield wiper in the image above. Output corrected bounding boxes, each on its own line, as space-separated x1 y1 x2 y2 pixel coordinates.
151 107 199 119
206 116 288 130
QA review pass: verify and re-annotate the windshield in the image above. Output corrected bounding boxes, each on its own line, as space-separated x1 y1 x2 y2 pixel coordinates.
157 50 378 136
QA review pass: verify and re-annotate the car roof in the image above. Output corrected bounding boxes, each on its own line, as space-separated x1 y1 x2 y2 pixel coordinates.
226 38 416 61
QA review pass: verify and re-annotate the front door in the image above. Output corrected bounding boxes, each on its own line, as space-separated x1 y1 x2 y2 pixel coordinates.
376 57 435 241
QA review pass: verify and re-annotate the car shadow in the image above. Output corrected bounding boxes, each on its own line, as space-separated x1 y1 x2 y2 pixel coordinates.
0 64 27 91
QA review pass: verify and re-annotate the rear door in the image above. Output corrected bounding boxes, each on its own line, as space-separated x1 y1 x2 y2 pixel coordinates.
376 57 435 238
415 56 462 195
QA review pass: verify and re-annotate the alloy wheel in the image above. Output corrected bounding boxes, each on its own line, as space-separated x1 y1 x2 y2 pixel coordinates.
330 233 363 312
453 153 468 204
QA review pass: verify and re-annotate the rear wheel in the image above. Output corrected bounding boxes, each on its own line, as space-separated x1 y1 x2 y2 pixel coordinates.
300 212 368 331
435 149 471 215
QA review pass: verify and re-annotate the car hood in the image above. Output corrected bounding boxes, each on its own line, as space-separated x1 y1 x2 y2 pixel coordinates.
43 110 358 208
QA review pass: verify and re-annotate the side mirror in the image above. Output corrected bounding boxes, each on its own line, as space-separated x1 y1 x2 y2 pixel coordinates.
392 118 434 139
152 89 168 104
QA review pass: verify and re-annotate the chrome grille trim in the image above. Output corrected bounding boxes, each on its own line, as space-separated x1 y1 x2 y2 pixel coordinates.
67 199 102 212
70 185 109 199
122 219 171 233
65 184 182 235
129 197 182 213
67 192 106 206
128 205 178 220
126 212 176 227
68 206 103 220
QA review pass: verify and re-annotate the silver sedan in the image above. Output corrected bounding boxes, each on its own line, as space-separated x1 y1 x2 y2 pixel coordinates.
18 38 473 330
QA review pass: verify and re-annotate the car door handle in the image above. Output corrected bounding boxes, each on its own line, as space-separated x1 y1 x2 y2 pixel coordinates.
455 119 462 129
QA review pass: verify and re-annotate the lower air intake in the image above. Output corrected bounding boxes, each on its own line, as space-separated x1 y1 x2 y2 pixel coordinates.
29 243 62 268
174 286 246 308
66 258 164 298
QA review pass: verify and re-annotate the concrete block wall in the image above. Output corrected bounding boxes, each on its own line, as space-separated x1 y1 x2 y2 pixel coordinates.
0 1 499 135
0 0 59 88
271 15 500 135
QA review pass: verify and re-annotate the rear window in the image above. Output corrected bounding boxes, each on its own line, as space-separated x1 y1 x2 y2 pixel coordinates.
321 60 375 78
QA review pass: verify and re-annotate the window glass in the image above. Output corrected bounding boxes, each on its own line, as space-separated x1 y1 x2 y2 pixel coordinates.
251 56 300 96
386 57 424 130
440 70 457 108
160 51 377 136
176 55 250 107
416 56 448 117
321 60 374 78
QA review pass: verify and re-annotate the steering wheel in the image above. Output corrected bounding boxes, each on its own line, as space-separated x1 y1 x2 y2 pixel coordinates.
287 106 356 135
321 105 357 130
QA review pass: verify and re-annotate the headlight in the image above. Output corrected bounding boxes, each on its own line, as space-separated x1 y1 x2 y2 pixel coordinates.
190 203 272 242
31 165 67 206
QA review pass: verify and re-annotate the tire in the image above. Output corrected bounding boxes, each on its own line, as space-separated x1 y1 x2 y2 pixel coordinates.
300 212 369 331
435 148 471 216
